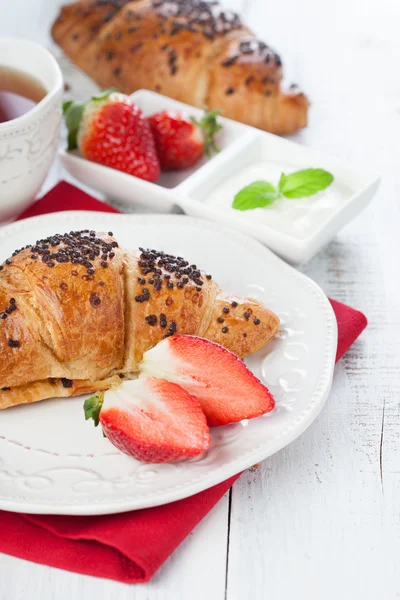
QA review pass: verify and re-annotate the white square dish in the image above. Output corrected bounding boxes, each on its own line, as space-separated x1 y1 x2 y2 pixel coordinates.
60 89 249 213
60 89 380 264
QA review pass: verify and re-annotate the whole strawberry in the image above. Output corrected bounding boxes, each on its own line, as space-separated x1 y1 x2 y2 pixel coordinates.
149 109 222 171
63 89 160 182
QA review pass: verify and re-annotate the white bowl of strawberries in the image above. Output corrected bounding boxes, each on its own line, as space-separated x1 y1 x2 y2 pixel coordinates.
61 89 228 213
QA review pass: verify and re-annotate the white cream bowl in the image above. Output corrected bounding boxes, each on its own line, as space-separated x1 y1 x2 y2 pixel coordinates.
0 38 63 222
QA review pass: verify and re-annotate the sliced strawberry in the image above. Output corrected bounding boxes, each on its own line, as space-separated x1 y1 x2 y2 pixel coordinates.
63 89 160 182
149 109 222 170
140 335 275 427
84 377 210 463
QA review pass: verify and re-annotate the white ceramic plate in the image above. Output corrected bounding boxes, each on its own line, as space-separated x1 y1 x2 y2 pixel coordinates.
0 211 337 515
60 89 380 264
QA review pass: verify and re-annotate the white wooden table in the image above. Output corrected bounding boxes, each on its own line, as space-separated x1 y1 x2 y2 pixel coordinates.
1 1 400 598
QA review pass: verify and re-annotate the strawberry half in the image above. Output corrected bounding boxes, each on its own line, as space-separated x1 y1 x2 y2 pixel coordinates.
140 335 275 427
63 89 160 182
149 109 222 170
84 377 210 463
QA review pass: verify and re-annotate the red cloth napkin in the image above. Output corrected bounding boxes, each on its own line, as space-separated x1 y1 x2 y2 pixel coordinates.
0 182 367 583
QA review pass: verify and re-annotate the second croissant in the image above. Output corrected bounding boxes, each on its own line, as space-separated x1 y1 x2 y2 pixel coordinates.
51 0 309 134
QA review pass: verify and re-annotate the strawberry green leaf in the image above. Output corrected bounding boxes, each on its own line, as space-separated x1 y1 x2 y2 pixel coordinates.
191 109 223 157
278 168 334 198
63 101 85 150
92 88 118 102
62 100 73 115
67 131 77 152
232 181 280 211
84 392 104 427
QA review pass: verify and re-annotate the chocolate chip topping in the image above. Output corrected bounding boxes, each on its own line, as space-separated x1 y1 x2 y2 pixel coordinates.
239 40 254 54
137 247 210 292
221 54 239 67
1 230 119 276
163 320 177 338
152 0 243 41
90 292 101 308
7 339 20 348
145 314 158 325
61 378 73 388
0 297 18 321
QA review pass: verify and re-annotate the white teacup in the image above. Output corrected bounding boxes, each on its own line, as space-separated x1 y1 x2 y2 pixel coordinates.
0 38 63 222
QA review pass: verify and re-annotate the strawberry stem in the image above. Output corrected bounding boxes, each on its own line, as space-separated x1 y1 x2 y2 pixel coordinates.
84 392 104 427
190 110 223 158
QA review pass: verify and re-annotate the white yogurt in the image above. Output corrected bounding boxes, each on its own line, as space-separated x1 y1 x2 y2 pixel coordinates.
204 162 349 239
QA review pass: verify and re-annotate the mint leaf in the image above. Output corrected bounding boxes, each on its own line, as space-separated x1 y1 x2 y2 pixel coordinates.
278 169 334 198
232 181 280 211
84 392 104 427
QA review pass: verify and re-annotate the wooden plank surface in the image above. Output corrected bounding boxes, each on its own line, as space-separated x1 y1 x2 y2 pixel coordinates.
227 1 400 598
1 0 399 598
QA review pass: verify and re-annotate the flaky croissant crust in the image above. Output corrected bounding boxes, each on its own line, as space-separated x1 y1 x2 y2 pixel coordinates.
0 229 279 409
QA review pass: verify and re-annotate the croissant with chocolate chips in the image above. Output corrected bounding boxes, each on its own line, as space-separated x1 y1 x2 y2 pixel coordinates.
0 230 279 410
51 0 308 135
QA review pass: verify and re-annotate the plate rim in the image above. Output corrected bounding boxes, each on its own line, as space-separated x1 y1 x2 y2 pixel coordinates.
0 211 338 514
